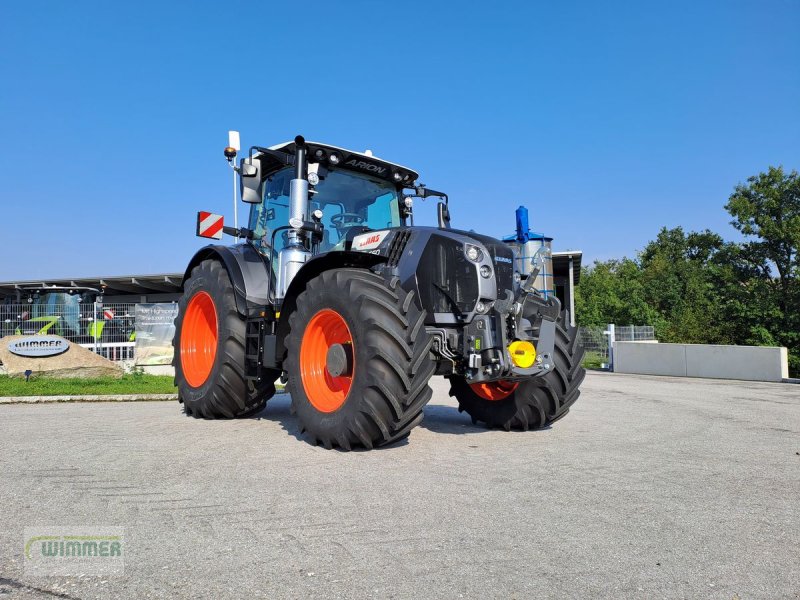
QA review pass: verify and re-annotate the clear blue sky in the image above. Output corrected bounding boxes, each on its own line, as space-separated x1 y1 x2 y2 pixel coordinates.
1 1 798 280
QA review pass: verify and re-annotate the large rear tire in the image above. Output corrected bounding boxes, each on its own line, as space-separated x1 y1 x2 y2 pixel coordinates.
285 269 435 450
174 259 279 418
448 313 585 430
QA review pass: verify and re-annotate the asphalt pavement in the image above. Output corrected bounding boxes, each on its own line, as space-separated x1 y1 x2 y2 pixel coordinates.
0 372 798 599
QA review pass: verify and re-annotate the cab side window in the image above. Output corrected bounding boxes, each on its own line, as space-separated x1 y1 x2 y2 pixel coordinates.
249 168 292 255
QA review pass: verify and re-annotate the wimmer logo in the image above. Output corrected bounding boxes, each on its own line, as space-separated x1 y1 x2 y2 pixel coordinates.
24 527 124 576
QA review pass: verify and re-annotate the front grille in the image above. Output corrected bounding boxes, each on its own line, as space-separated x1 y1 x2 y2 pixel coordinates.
387 230 411 266
489 243 515 293
416 235 478 315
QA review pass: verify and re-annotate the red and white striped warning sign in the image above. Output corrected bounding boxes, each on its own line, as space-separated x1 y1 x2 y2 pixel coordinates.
196 211 224 239
103 309 115 320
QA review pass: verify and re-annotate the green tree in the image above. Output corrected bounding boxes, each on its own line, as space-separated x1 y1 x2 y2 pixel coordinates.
639 227 732 344
726 166 800 374
575 258 662 329
726 167 800 308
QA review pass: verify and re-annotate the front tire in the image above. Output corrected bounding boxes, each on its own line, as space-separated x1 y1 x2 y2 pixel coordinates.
285 269 435 450
448 313 585 430
174 259 279 418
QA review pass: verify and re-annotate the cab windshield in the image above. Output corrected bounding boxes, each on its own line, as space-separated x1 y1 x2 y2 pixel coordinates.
249 167 401 254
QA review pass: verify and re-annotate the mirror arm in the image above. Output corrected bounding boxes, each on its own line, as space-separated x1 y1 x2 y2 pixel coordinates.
410 185 448 203
223 226 256 240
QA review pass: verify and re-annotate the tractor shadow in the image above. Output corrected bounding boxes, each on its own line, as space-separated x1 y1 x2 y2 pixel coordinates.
249 392 412 451
418 403 489 435
419 403 554 436
248 392 548 447
420 404 552 435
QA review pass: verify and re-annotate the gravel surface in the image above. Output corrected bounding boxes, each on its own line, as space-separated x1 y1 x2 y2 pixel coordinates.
0 372 798 599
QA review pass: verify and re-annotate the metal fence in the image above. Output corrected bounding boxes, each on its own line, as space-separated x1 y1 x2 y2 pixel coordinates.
614 325 655 342
1 303 137 361
578 326 610 361
578 324 656 369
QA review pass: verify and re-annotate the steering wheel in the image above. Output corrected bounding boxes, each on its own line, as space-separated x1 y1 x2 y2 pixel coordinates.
330 213 365 228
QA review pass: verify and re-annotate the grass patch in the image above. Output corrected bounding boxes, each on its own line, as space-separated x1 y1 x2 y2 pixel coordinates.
0 373 177 397
582 350 607 370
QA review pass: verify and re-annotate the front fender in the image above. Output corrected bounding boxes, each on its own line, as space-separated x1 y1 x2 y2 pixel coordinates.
274 250 387 363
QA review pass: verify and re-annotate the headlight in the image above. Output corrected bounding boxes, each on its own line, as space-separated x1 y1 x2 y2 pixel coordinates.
480 265 492 279
476 301 487 313
465 244 483 262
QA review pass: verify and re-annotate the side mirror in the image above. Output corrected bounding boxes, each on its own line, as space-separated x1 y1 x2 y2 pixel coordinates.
437 201 451 229
239 156 263 204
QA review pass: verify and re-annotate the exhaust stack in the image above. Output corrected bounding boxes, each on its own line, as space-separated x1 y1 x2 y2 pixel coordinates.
277 136 312 299
288 136 309 231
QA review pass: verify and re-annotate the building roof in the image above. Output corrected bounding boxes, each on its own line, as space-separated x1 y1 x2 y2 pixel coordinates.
0 273 184 298
552 251 583 285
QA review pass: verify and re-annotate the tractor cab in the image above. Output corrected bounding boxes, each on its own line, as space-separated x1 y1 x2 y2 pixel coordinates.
245 141 418 257
248 162 402 257
16 287 97 339
232 138 449 299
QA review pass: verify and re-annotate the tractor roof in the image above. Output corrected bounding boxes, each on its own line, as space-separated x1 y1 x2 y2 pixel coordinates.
259 140 419 185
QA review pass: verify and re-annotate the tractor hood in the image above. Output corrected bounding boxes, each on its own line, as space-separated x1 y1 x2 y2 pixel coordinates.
350 226 516 325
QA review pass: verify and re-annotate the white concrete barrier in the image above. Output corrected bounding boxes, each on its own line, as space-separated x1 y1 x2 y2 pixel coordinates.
614 342 789 382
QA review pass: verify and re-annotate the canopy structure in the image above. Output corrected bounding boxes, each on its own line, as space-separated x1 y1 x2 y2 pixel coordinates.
551 251 583 326
0 273 184 303
552 251 582 286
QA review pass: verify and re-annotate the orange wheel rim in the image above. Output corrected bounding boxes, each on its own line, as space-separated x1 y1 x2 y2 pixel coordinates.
470 380 518 401
300 308 354 413
180 291 218 387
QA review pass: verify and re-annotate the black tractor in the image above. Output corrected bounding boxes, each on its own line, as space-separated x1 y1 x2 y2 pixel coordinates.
173 136 584 449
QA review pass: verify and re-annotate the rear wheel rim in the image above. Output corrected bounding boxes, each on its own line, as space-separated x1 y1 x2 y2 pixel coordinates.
470 380 518 401
300 309 354 413
180 291 218 387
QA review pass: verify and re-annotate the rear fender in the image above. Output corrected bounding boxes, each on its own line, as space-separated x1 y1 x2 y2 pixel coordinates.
182 244 271 317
